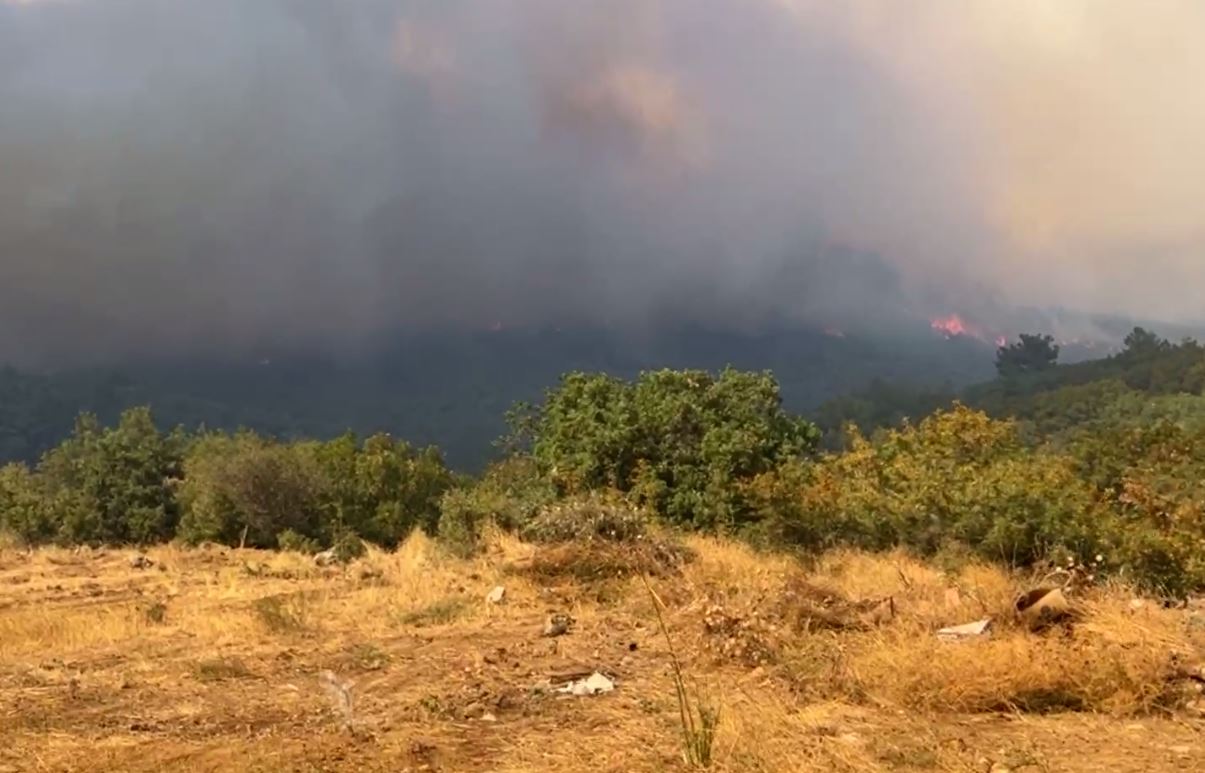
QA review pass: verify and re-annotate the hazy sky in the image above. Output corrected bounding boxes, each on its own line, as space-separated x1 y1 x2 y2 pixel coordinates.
2 0 1203 364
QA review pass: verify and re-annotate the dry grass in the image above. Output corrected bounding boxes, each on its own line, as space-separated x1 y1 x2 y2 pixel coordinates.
0 533 1202 772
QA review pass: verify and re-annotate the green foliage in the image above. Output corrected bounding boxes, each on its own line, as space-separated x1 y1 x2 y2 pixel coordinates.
474 455 559 529
176 431 326 547
434 455 561 556
812 379 955 450
277 528 321 555
0 407 189 546
753 406 1111 566
311 432 454 547
3 414 450 553
1122 327 1172 358
818 328 1205 458
0 328 998 473
995 333 1060 377
177 430 454 549
1068 420 1205 596
524 368 820 530
36 407 184 545
330 530 367 563
436 488 494 557
0 462 53 544
747 402 1205 593
2 330 1203 596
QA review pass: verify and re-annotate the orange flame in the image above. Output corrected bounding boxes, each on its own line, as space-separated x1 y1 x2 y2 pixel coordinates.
930 314 1007 347
930 314 975 338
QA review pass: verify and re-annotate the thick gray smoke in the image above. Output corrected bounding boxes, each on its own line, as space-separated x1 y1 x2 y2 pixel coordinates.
2 0 1203 365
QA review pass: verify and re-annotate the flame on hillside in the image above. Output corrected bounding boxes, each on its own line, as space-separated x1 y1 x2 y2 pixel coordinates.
930 314 978 339
930 314 1010 348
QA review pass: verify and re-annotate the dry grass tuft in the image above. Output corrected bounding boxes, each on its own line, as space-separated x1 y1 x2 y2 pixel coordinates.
810 567 1195 715
252 591 312 634
519 538 694 584
398 596 472 627
1 534 1202 772
194 656 256 682
678 538 1202 717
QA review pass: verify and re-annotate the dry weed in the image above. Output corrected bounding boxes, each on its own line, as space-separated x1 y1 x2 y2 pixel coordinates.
1 534 1203 772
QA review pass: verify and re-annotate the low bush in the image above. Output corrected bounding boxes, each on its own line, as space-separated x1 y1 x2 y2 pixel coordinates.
521 539 695 583
435 456 558 556
521 492 650 543
277 529 321 555
436 488 493 558
330 530 367 564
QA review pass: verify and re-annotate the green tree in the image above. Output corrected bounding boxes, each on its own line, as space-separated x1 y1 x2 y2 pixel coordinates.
1121 327 1170 358
314 432 455 546
995 333 1060 377
36 407 184 544
176 431 326 547
0 462 53 544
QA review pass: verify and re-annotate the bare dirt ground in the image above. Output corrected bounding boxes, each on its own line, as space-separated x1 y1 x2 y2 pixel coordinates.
1 533 1203 772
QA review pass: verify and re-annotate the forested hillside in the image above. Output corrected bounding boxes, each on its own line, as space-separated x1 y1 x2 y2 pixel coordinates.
816 327 1205 448
0 325 995 471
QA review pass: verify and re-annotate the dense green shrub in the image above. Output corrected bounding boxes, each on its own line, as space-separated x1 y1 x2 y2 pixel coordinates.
176 430 456 550
176 431 327 547
472 455 558 530
518 368 819 530
36 408 185 545
1068 420 1205 595
750 407 1111 565
1 352 1202 598
0 462 53 544
436 487 493 557
312 432 455 547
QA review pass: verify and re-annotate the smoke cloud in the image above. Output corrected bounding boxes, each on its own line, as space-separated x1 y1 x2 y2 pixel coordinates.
2 0 1203 364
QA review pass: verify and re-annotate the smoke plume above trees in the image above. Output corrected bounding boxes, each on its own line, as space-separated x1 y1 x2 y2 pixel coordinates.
2 0 1203 364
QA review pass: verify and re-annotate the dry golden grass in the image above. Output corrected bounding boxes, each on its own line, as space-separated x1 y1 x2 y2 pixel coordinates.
0 533 1202 772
